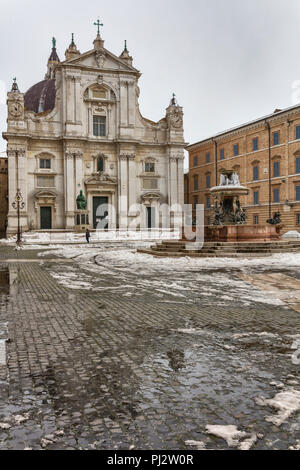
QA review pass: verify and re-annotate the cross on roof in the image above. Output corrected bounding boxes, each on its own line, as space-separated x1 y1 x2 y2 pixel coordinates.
94 19 103 36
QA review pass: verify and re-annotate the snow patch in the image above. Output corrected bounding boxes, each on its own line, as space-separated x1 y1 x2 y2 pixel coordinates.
255 389 300 426
0 340 6 365
185 440 206 450
205 424 257 450
289 440 300 450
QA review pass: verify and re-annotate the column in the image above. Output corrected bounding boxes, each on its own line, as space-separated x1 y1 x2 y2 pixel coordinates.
128 82 135 127
18 148 28 230
169 155 178 208
118 154 128 229
66 76 75 123
7 149 17 233
120 81 128 127
75 152 83 193
65 151 75 229
74 77 82 124
128 154 136 214
177 154 185 208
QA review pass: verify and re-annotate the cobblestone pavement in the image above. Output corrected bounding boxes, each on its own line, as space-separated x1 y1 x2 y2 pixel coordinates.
0 243 299 450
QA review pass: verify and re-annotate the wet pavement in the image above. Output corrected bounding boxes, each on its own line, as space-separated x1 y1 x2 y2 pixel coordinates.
0 243 299 450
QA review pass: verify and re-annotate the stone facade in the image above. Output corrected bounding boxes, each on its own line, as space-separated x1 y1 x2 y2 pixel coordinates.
0 157 8 237
3 33 185 234
187 106 300 233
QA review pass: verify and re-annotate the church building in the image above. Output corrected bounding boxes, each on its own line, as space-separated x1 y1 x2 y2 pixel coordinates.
3 25 185 234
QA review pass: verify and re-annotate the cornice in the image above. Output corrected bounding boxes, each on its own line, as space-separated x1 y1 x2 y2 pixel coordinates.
187 106 300 151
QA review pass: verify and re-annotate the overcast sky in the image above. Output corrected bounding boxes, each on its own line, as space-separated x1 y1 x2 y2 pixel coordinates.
1 0 300 166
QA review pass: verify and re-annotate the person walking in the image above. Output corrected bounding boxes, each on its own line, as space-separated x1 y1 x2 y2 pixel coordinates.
86 228 91 244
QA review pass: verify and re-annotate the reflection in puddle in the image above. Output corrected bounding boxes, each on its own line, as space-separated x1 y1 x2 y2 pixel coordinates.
0 267 9 294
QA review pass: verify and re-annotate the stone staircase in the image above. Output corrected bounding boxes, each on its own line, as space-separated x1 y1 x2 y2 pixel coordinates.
137 240 300 258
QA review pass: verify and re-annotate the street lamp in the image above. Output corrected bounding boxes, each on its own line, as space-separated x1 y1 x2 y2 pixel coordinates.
12 188 25 245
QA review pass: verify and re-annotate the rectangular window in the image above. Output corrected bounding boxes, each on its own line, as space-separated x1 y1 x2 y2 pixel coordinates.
193 155 198 167
145 162 155 173
296 157 300 174
206 174 211 188
296 126 300 140
206 217 211 226
93 115 106 137
220 149 225 160
234 144 239 156
206 152 210 163
253 191 259 205
253 215 259 225
40 159 51 169
296 186 300 201
143 179 158 190
206 196 210 209
253 166 259 181
273 161 280 178
253 138 258 151
273 132 279 146
193 196 198 209
37 176 55 188
193 175 199 191
296 214 300 225
273 188 279 203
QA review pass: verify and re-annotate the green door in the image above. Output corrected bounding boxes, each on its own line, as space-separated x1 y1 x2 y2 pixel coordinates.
93 197 108 229
147 207 155 229
40 207 52 230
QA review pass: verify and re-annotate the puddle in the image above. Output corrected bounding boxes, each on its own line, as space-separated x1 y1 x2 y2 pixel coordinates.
0 268 9 295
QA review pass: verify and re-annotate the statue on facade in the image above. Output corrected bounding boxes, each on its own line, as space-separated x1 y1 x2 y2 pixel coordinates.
76 190 87 210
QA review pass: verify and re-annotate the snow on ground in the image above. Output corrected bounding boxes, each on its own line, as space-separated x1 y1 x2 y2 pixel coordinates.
205 424 257 450
289 440 300 450
255 389 300 426
185 440 206 450
35 244 300 308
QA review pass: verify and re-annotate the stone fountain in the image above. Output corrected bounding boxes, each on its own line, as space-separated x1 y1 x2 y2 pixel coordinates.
210 170 249 226
205 170 281 242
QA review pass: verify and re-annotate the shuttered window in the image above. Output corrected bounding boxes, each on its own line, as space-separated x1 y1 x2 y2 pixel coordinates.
253 166 259 181
273 188 279 203
273 161 280 178
273 132 279 146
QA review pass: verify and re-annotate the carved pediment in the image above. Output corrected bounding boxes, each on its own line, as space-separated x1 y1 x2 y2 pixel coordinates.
141 192 161 204
63 48 139 73
34 190 57 199
85 173 117 185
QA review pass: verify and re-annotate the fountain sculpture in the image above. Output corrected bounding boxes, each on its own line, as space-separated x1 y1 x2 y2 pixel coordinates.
204 170 281 242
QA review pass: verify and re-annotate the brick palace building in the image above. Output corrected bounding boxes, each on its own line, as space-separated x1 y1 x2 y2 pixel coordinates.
186 105 300 233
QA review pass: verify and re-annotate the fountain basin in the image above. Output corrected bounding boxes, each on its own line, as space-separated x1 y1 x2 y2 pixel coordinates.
205 224 281 242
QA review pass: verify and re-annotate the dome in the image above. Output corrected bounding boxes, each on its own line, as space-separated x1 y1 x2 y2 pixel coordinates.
24 79 56 114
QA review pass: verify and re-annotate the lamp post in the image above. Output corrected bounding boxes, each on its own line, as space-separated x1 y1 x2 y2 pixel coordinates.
12 188 25 245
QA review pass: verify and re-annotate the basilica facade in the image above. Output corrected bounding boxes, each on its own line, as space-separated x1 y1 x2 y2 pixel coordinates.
3 30 185 234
